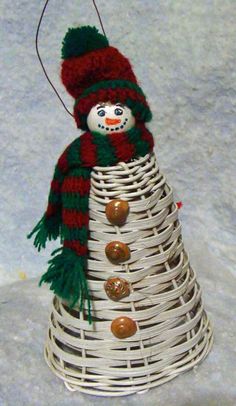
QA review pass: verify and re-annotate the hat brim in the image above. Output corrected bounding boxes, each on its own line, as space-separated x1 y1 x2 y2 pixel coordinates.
74 80 152 129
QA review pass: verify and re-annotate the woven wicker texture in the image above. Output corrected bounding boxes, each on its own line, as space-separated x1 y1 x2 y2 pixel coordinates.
45 152 213 396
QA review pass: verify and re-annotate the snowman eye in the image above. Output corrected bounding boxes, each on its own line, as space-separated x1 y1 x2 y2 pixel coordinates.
114 108 123 116
97 109 106 117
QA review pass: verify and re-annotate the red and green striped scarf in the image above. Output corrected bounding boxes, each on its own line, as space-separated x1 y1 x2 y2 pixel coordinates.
28 122 154 322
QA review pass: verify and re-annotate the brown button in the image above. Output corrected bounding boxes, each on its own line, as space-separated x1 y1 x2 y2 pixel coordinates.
111 316 137 339
104 277 130 301
105 199 129 226
105 241 130 264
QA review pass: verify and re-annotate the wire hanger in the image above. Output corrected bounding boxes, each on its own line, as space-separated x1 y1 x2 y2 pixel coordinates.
35 0 107 117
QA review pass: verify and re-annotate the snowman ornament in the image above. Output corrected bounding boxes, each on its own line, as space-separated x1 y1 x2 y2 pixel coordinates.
28 25 213 396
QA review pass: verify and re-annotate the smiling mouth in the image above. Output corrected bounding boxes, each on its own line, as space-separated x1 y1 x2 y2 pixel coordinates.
98 118 128 131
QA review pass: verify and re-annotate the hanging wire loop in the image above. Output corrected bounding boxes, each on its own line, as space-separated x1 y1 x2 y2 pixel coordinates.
35 0 107 117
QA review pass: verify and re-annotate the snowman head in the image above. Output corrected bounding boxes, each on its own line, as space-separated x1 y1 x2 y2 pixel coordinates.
87 102 135 135
61 26 152 130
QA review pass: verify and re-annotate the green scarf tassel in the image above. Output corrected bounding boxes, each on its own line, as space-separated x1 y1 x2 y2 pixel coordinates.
27 213 61 251
39 248 92 324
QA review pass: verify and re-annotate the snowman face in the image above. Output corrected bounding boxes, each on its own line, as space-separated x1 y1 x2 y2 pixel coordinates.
87 102 135 135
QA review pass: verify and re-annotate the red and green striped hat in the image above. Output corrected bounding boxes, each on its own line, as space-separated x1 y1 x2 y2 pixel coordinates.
61 26 152 129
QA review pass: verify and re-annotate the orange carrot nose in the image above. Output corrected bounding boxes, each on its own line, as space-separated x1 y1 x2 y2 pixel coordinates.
105 117 121 125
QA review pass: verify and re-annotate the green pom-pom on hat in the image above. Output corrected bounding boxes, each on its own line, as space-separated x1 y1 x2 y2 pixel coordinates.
62 25 109 59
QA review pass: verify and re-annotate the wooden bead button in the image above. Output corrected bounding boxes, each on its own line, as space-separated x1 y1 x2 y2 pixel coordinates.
104 277 130 301
111 316 137 339
105 199 129 226
105 241 130 264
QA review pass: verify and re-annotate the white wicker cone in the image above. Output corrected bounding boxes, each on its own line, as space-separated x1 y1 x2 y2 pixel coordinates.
44 152 213 397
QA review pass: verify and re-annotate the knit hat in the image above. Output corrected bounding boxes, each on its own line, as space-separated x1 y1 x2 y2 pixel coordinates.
61 26 152 129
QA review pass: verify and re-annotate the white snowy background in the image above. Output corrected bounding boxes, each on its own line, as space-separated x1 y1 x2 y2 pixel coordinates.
0 1 236 405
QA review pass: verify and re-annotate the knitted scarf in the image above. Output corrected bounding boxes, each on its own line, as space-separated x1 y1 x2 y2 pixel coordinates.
28 123 154 322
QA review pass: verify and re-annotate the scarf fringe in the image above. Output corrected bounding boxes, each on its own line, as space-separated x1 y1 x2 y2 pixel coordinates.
27 213 61 251
39 247 92 324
